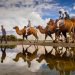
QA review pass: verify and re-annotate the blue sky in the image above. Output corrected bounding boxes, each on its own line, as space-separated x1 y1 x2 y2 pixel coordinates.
42 0 75 19
0 0 75 19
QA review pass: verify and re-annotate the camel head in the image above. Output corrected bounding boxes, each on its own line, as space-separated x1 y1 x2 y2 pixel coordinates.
36 25 42 29
13 26 18 29
47 19 55 26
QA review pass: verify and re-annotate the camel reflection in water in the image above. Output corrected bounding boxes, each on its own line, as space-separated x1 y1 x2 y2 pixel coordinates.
13 45 38 68
37 46 75 75
1 45 75 75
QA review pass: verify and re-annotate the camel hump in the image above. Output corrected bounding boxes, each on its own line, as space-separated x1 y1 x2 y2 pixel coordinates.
64 19 73 24
64 19 71 21
64 19 74 31
27 27 37 33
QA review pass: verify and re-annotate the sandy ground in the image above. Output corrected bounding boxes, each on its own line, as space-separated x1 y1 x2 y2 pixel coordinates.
0 41 75 47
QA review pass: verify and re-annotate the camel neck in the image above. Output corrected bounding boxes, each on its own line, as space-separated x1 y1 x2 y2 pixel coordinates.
15 27 22 35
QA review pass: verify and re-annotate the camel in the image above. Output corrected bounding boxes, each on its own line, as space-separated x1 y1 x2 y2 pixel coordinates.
13 26 27 40
55 19 75 42
36 46 75 74
27 27 38 42
13 26 38 42
13 45 38 67
37 19 56 42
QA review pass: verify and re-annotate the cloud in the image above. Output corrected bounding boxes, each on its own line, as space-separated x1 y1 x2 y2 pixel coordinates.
0 12 47 31
27 12 46 26
33 2 72 19
73 5 75 10
0 0 54 9
0 0 72 20
0 0 73 30
70 13 75 17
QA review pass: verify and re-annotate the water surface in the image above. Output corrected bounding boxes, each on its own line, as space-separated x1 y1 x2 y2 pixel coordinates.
0 45 75 75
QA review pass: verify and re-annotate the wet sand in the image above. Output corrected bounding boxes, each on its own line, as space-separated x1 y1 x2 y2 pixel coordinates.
0 41 75 47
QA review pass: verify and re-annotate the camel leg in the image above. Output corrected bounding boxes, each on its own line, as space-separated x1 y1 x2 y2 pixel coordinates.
55 30 61 42
49 34 53 42
25 35 31 43
35 34 38 43
33 34 38 44
36 35 38 43
26 37 31 43
36 37 38 44
54 33 59 43
71 27 75 43
22 35 25 46
69 26 75 43
34 38 38 43
62 32 68 43
69 32 75 43
43 34 48 42
47 31 53 42
13 53 22 62
34 38 36 44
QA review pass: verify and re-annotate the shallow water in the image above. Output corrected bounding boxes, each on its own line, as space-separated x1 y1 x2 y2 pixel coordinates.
0 45 75 75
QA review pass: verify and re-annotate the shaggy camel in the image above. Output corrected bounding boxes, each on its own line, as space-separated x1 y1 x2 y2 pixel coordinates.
37 19 56 42
13 45 38 67
55 19 75 42
13 26 38 42
13 26 27 40
27 27 38 42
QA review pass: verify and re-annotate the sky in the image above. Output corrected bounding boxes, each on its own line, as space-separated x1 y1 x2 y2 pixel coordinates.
0 0 75 31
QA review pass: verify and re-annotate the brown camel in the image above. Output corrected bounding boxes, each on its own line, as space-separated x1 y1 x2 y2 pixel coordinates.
13 26 27 40
55 19 74 42
13 45 38 67
37 19 56 42
27 27 38 42
13 26 38 42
